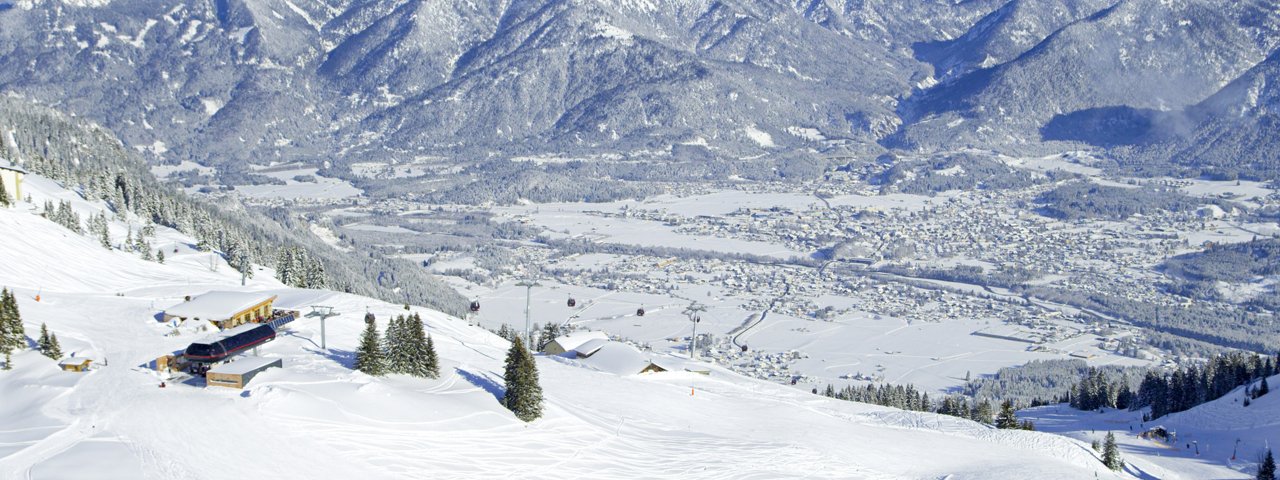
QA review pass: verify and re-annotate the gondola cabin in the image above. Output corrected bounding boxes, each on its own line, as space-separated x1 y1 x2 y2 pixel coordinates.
470 300 481 312
567 297 577 307
636 307 645 317
184 323 276 366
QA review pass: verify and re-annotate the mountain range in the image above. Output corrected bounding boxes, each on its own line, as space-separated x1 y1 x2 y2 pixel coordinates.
0 0 1276 177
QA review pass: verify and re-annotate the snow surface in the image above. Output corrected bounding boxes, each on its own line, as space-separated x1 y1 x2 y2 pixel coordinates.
162 291 275 320
1021 378 1280 480
0 174 1138 478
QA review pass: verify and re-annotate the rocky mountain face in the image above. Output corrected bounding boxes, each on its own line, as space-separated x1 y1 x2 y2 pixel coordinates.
0 0 1275 176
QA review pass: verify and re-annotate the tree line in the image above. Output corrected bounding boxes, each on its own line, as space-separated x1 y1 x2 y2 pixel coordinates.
0 96 466 316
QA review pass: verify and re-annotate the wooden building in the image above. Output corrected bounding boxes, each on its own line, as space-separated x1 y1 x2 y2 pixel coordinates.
163 291 279 330
206 357 282 389
58 357 92 372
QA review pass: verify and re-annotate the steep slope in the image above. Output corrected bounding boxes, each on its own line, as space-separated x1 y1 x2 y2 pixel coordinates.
0 175 1132 479
1126 48 1280 179
912 0 1116 85
894 0 1280 152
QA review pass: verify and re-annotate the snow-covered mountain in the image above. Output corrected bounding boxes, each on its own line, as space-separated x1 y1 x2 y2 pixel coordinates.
0 158 1133 479
0 0 1275 174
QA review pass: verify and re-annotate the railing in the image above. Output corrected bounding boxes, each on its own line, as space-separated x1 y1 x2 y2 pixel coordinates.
265 310 299 330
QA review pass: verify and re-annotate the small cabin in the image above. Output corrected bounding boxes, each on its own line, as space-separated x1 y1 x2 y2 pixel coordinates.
59 357 92 372
163 291 278 330
206 357 282 389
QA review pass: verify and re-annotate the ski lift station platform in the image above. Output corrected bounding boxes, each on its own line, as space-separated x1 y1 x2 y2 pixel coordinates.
206 357 283 389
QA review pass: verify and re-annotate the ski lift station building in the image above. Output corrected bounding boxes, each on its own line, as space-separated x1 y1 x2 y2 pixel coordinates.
206 357 283 389
163 291 278 330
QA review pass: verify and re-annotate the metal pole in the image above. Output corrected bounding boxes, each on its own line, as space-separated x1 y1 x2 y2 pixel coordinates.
321 316 327 350
525 285 532 347
690 315 699 359
684 302 707 360
516 280 540 348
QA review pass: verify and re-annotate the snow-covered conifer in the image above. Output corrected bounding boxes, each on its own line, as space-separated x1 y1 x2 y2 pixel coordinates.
502 337 543 422
1102 432 1122 471
354 319 385 376
995 400 1019 429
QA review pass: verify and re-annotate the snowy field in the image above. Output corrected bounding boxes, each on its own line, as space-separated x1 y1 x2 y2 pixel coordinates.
0 174 1143 479
234 167 362 200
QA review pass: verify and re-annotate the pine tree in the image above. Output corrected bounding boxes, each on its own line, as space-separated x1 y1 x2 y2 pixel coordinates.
1260 377 1271 398
45 333 61 360
90 213 110 248
995 400 1019 429
2 351 9 370
974 400 994 425
502 337 543 422
157 249 165 264
354 319 385 376
401 314 437 379
0 178 9 207
424 334 440 379
389 314 409 374
1260 449 1277 480
0 288 25 354
37 323 50 352
1102 432 1122 471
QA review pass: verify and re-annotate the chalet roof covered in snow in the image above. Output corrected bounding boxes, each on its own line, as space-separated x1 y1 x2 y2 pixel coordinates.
572 338 609 357
544 330 608 354
574 340 666 376
57 357 92 366
163 291 276 320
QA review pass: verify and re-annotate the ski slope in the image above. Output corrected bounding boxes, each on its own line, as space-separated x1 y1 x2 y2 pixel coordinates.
1022 375 1280 480
0 174 1133 479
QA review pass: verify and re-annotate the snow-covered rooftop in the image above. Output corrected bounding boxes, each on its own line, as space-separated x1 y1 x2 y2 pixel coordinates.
57 357 92 366
575 341 665 376
163 291 276 321
548 331 608 353
208 356 281 376
572 338 609 357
